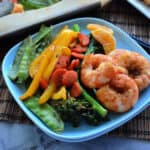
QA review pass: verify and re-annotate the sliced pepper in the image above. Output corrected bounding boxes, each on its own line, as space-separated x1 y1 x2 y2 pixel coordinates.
29 28 77 79
39 81 56 104
52 86 67 100
43 46 63 81
20 54 50 100
29 45 55 78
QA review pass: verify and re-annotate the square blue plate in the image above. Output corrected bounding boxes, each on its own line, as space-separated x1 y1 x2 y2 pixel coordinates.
2 17 150 142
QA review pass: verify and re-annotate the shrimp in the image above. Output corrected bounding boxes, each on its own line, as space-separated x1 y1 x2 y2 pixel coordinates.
109 49 150 91
96 74 139 112
80 54 116 88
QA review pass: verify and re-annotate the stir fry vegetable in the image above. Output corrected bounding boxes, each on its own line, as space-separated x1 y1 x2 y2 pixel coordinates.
50 98 105 127
8 25 52 84
25 96 64 132
9 23 117 131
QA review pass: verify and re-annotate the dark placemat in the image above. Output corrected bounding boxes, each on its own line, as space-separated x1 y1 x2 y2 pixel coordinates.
0 0 150 140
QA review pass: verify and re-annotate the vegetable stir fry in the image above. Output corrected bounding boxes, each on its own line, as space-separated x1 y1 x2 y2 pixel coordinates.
8 23 114 131
9 22 150 132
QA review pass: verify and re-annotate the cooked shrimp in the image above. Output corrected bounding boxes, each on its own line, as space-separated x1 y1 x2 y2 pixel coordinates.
96 74 139 112
80 54 116 88
109 49 150 91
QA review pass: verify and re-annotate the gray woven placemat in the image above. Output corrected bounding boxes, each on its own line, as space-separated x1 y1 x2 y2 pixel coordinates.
0 0 150 140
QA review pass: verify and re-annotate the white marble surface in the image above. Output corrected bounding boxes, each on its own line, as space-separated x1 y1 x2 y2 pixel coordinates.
0 121 150 150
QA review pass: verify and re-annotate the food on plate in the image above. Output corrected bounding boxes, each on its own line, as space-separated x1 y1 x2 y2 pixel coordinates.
87 23 116 54
25 97 64 132
8 23 150 131
0 0 61 17
109 50 150 91
81 54 116 88
96 74 139 112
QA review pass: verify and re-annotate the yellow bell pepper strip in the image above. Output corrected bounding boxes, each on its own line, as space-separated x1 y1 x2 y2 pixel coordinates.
39 81 56 104
43 30 78 81
43 46 63 81
29 28 77 79
52 86 67 100
29 45 55 78
61 47 71 56
20 54 50 100
52 29 78 46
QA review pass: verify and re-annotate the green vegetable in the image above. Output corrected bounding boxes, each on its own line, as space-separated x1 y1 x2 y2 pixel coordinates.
19 0 61 10
32 25 52 46
72 24 80 32
80 84 107 117
8 25 52 83
86 36 104 54
25 97 64 132
50 98 104 127
17 37 34 83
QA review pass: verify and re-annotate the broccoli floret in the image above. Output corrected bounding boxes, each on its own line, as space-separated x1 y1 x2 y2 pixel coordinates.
50 98 105 127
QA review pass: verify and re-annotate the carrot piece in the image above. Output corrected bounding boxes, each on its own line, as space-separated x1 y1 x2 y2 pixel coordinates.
51 68 67 87
55 55 70 69
78 33 90 46
68 59 80 70
71 44 87 53
70 82 82 98
40 78 48 90
71 52 84 59
62 70 78 87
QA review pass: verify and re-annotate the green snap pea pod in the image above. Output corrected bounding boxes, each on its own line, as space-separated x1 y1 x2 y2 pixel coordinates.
24 97 64 132
32 25 52 46
17 37 34 83
79 82 107 118
8 38 29 80
8 25 52 83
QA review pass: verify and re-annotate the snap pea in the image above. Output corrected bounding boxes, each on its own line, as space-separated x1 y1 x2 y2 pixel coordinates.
8 38 29 80
8 25 52 83
17 37 34 83
24 97 64 132
32 25 52 46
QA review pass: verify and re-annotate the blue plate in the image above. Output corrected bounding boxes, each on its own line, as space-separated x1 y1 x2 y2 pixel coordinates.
2 17 150 142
